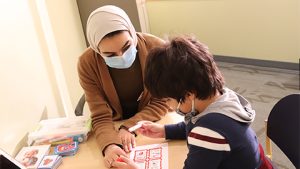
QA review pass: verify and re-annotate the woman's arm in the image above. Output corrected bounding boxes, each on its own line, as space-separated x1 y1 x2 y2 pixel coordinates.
77 49 122 152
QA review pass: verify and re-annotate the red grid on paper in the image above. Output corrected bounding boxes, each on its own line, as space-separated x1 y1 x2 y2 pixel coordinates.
133 147 163 169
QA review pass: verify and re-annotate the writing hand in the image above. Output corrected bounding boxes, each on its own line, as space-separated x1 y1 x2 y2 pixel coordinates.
112 155 139 169
136 121 165 138
104 144 127 168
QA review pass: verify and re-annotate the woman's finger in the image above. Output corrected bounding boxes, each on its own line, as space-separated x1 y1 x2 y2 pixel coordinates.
112 154 120 161
111 160 126 168
131 135 136 148
126 137 132 152
122 139 129 153
119 155 130 163
105 159 113 168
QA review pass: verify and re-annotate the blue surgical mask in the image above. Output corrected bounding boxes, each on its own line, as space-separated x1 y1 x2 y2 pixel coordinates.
102 45 137 69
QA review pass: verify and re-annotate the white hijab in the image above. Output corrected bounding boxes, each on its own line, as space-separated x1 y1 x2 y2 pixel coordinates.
86 5 138 54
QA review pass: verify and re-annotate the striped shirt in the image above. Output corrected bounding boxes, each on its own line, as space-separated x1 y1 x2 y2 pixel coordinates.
165 113 272 169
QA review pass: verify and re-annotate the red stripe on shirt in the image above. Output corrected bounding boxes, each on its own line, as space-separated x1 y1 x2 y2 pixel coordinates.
188 132 228 144
258 144 274 169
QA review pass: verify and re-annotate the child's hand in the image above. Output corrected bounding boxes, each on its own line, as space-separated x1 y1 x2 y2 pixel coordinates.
136 121 165 138
112 156 139 169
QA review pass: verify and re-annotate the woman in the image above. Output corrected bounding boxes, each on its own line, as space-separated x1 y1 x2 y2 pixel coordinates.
77 5 168 168
112 36 274 169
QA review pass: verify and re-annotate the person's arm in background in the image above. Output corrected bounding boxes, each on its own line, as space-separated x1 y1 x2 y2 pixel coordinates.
77 49 126 168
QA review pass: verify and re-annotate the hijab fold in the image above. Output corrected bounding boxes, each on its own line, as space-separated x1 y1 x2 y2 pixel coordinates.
86 5 137 54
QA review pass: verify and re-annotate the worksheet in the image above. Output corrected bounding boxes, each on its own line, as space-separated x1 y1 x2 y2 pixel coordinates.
130 143 168 169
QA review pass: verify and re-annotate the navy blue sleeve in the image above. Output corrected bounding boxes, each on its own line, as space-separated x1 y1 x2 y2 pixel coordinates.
183 113 259 169
165 122 186 140
183 114 231 169
184 145 225 169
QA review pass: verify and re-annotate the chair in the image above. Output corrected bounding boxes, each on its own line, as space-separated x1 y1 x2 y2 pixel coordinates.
265 94 300 168
75 94 85 116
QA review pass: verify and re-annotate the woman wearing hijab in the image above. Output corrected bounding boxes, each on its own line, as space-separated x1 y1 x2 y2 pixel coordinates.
77 5 168 168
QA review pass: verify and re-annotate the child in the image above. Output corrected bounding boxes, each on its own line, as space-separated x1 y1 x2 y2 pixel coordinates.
111 36 274 169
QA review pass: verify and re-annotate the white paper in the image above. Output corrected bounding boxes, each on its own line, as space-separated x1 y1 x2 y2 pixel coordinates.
130 143 168 169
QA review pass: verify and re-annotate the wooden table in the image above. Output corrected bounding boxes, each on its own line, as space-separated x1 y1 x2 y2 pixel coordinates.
58 112 187 169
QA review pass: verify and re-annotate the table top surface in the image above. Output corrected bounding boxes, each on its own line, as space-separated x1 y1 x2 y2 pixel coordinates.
58 112 188 169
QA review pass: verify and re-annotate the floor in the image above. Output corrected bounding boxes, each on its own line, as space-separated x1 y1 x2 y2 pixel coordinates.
217 61 299 169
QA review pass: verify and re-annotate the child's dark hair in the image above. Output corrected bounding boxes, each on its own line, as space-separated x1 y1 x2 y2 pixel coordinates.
144 36 224 102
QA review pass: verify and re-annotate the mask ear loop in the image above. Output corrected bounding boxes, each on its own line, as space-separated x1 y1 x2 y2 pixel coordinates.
176 98 182 112
175 99 185 116
191 99 195 112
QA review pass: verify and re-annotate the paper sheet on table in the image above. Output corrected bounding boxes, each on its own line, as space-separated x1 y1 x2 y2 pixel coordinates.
130 143 168 169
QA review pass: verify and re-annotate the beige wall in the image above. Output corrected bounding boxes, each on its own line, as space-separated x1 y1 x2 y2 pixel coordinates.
45 0 86 114
146 0 300 63
0 0 59 154
0 0 86 155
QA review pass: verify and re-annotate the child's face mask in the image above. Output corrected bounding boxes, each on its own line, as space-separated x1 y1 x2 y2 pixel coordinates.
176 99 195 116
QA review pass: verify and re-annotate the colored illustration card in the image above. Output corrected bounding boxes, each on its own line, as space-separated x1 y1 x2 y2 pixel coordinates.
38 155 62 169
15 145 50 169
54 141 78 156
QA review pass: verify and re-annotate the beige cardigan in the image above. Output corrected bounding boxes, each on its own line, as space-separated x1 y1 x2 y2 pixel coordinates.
78 33 169 152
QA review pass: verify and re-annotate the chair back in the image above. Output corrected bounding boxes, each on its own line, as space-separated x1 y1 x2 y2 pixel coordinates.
267 94 300 168
75 94 85 116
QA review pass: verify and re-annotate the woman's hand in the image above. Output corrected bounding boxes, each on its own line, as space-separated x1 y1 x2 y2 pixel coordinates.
136 121 165 138
118 128 136 153
104 144 127 168
112 155 139 169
